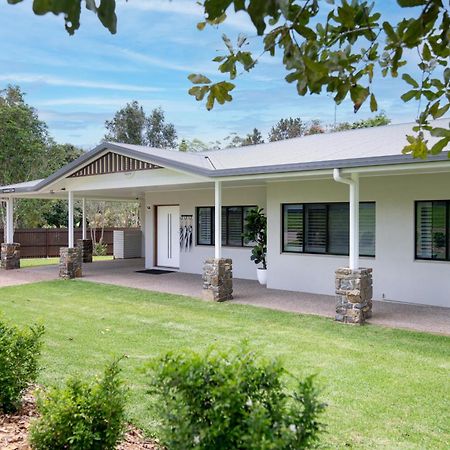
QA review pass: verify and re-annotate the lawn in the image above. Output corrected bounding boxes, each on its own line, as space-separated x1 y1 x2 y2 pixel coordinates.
0 280 448 449
20 256 113 267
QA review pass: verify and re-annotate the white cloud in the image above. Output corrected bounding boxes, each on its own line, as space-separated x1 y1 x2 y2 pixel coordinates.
117 0 255 32
0 74 164 92
112 47 217 75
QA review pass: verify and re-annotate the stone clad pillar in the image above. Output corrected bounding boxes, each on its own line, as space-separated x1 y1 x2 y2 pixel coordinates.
77 239 93 263
59 247 82 279
202 258 233 302
1 243 20 270
335 268 373 325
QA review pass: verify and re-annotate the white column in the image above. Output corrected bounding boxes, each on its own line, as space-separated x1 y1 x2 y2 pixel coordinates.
5 197 14 244
82 198 87 240
68 191 74 248
214 180 222 259
349 173 359 270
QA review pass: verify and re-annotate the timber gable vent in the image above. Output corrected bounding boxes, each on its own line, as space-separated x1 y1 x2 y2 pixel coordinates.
69 152 162 178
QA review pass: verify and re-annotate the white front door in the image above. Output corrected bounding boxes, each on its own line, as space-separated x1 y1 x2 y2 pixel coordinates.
157 205 180 268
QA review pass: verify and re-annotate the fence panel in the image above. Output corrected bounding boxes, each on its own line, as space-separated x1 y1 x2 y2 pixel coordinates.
0 228 135 258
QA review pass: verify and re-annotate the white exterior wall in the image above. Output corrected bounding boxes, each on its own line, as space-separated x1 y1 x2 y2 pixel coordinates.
266 172 450 308
144 186 266 279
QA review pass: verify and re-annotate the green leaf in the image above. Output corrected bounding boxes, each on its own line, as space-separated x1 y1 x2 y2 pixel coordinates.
400 90 418 102
188 74 212 84
430 127 450 138
396 0 427 6
402 73 419 88
370 93 378 112
188 86 210 101
350 85 369 112
430 138 449 155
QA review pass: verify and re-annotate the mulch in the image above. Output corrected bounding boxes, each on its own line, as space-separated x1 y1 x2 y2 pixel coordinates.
0 389 160 450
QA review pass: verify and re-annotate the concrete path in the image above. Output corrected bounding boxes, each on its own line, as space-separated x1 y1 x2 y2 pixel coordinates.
1 259 449 336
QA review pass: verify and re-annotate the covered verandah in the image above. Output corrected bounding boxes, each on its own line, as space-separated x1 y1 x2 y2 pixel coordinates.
1 257 449 336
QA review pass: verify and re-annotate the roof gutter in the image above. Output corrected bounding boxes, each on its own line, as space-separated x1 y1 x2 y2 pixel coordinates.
333 168 360 270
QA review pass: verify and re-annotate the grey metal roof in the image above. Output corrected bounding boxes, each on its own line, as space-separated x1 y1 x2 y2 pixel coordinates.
2 118 449 194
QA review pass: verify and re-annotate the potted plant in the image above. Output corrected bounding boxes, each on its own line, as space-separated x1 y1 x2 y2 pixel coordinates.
243 207 267 285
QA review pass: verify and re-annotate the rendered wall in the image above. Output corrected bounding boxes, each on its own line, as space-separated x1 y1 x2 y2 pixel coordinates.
144 186 266 280
266 172 450 307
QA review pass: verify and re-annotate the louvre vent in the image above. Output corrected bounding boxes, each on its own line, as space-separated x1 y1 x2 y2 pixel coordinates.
69 152 161 177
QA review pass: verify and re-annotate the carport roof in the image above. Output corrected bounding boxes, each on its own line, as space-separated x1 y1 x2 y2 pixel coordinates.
1 118 449 194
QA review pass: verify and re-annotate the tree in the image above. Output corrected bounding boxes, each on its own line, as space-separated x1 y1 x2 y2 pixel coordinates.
105 103 177 148
0 85 85 228
269 118 307 142
0 85 50 188
8 1 450 157
146 107 177 149
179 138 209 152
243 128 264 145
331 112 391 132
306 120 326 135
105 101 146 145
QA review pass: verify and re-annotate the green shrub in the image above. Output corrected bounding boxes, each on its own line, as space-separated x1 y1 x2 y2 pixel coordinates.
30 359 126 450
93 241 108 256
147 345 326 450
0 317 44 413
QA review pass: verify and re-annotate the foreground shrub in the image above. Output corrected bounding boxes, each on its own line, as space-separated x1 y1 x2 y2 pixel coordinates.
148 345 326 449
0 316 44 413
30 359 126 450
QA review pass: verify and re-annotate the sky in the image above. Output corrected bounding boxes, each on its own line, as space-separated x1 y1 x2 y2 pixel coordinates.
0 0 425 149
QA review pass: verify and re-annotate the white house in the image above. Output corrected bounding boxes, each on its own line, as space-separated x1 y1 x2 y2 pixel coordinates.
1 119 449 319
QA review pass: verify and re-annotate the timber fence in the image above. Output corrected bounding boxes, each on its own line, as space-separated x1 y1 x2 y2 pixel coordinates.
0 228 135 258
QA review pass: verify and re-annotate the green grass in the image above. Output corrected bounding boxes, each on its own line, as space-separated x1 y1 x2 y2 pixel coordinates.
21 256 113 267
0 281 448 449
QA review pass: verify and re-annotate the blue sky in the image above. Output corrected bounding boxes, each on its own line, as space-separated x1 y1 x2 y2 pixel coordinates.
0 0 423 149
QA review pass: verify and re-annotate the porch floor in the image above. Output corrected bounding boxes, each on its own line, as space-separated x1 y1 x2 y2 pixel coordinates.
1 258 449 335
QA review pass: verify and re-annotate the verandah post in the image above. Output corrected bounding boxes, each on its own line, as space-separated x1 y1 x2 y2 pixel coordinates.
202 180 233 302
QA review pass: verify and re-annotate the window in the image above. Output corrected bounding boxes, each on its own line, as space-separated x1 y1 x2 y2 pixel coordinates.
282 202 376 257
415 201 449 261
196 206 256 247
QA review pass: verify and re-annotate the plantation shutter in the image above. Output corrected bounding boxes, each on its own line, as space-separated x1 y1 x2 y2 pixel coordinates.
197 207 213 245
304 204 327 253
227 207 244 246
283 204 303 252
359 203 376 257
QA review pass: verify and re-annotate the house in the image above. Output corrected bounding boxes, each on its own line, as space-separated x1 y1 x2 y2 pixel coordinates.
1 119 449 321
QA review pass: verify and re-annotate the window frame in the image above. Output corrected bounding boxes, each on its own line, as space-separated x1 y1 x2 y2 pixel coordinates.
196 205 257 248
281 201 376 257
414 200 450 262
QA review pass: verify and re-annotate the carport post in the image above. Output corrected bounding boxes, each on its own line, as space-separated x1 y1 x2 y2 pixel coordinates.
82 197 87 240
60 190 82 279
6 197 14 244
1 197 20 269
68 191 74 248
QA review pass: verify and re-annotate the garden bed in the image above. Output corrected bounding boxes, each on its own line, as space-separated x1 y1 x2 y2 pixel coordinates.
0 389 159 450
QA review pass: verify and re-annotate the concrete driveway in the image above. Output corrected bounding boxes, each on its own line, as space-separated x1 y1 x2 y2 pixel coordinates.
1 258 449 336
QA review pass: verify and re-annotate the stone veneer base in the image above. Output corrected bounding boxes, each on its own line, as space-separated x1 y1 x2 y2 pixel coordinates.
202 258 233 302
335 267 373 325
59 247 82 279
77 239 93 263
1 243 20 270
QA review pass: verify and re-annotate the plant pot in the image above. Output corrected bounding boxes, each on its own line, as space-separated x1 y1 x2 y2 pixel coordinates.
257 268 267 285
